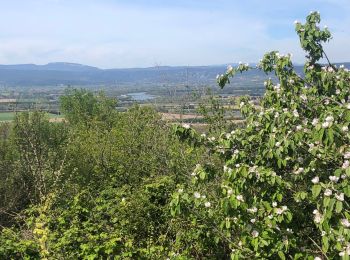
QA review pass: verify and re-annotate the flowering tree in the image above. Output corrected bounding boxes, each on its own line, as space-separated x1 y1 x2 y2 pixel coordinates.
171 12 350 259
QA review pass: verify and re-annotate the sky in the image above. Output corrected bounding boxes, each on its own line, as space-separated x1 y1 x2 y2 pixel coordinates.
0 0 349 68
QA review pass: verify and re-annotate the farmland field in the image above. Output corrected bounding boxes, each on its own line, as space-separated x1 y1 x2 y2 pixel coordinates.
0 112 64 122
0 112 15 121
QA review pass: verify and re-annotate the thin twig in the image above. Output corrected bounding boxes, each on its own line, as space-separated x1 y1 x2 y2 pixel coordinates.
307 235 329 260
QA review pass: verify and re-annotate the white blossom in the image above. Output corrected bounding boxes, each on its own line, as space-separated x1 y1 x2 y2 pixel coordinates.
236 194 244 202
344 152 350 159
312 118 319 126
250 218 256 223
251 230 259 238
227 189 233 196
328 67 334 72
342 126 349 132
272 202 277 207
247 207 258 213
294 167 304 175
335 193 344 202
293 109 299 117
204 201 211 208
313 209 323 224
311 176 319 184
276 208 284 215
224 166 233 174
324 189 332 196
300 94 307 101
296 125 303 131
182 123 190 129
342 160 350 169
227 65 233 72
275 142 281 147
322 121 330 128
341 218 350 228
314 257 322 260
325 116 334 122
329 175 339 183
178 188 183 193
194 192 201 199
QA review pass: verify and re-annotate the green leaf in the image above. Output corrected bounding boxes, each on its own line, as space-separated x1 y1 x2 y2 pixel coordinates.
226 218 231 229
336 201 343 213
323 196 330 208
278 251 286 260
327 128 334 144
199 170 206 180
312 185 321 198
344 186 350 197
322 236 329 253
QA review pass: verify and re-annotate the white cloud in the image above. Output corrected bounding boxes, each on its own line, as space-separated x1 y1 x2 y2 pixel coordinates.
0 0 348 67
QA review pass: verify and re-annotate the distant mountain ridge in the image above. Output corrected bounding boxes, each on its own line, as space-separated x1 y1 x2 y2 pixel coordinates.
0 62 348 87
0 62 100 72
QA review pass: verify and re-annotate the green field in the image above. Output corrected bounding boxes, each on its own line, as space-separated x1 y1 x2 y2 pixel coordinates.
0 112 15 121
0 112 64 122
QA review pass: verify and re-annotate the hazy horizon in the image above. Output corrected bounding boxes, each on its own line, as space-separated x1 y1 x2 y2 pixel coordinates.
0 0 349 69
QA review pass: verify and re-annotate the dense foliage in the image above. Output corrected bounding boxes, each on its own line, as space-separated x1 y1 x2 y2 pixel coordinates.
0 12 349 259
171 12 350 259
0 90 207 259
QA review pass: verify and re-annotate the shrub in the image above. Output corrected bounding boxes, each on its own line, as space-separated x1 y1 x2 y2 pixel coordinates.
171 12 350 259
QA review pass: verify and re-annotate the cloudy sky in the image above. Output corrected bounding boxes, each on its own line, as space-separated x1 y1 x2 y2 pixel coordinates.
0 0 349 68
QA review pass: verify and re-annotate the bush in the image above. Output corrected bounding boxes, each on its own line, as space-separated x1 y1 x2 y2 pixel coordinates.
171 12 350 259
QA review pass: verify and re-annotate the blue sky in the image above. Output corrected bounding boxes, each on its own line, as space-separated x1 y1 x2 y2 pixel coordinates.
0 0 349 68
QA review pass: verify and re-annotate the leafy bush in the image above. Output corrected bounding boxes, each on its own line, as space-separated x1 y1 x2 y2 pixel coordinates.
171 12 350 259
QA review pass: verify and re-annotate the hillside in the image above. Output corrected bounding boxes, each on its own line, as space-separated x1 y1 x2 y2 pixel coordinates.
0 62 312 87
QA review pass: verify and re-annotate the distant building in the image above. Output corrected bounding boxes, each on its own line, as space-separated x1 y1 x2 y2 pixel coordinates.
0 99 16 103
